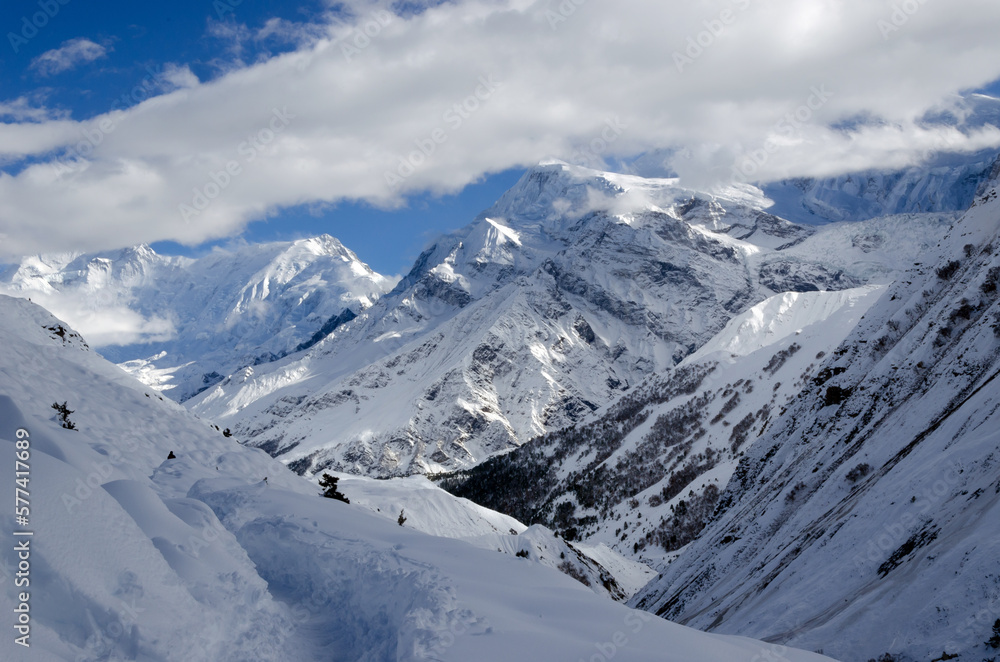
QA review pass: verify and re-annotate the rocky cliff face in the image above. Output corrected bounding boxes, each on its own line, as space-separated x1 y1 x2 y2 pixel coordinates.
439 285 887 569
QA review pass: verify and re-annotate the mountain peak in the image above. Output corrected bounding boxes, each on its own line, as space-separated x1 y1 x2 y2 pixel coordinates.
484 161 628 226
298 233 348 254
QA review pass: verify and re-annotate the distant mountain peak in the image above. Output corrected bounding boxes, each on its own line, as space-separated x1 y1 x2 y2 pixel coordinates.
0 234 394 400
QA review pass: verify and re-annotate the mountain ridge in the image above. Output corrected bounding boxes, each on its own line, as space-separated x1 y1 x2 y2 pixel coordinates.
188 162 955 479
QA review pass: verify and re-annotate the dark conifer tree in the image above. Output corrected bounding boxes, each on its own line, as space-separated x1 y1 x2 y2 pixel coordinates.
318 473 350 503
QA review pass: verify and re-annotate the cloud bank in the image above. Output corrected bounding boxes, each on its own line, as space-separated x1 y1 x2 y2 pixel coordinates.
2 0 1000 257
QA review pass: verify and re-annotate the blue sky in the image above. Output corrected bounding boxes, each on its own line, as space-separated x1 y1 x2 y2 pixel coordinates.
3 0 1000 275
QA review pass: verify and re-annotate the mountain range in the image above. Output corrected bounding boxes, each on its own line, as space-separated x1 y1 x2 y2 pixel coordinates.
3 148 1000 661
6 161 960 479
0 236 394 402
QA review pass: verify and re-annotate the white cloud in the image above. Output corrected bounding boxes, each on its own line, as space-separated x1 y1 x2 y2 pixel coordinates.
0 97 66 123
206 19 254 64
30 38 109 77
160 64 200 90
256 17 329 46
2 0 1000 258
0 288 176 348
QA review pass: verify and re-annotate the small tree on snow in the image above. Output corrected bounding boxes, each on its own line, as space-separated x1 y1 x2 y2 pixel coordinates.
318 473 349 503
397 509 407 526
987 618 1000 649
51 401 76 430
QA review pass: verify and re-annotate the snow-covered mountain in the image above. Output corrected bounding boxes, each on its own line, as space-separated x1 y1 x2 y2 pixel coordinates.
0 236 394 401
763 151 1000 226
188 162 952 479
441 284 888 567
624 96 1000 228
443 177 1000 661
0 294 835 662
622 175 1000 662
761 95 1000 226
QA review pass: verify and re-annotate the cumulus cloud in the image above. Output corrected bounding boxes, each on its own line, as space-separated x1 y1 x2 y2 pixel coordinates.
53 306 176 348
30 38 109 77
2 0 1000 258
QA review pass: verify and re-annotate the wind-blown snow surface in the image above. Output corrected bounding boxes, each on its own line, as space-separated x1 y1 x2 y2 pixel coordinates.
189 162 951 478
0 295 835 661
631 181 1000 660
0 236 394 401
684 285 886 365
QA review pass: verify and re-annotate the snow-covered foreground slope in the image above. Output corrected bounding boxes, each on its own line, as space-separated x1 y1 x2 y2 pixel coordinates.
340 473 528 539
630 182 1000 660
0 295 835 661
0 236 394 401
190 162 949 479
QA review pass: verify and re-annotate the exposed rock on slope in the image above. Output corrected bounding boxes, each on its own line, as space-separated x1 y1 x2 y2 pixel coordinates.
439 286 885 570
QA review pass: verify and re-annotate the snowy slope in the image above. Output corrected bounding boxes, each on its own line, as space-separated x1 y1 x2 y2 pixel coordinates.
630 180 1000 661
189 162 947 479
0 295 834 662
339 473 528 539
335 473 653 601
684 285 886 364
0 236 394 401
